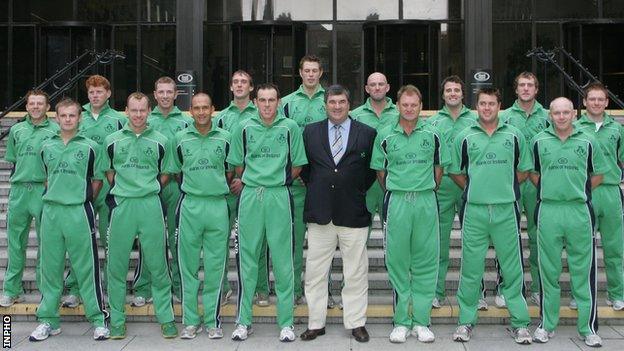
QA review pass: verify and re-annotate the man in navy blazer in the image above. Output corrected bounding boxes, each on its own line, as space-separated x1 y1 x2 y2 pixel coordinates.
300 85 376 342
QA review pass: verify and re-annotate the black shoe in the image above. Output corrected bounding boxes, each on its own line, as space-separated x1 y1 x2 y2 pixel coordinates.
300 327 326 341
352 326 369 343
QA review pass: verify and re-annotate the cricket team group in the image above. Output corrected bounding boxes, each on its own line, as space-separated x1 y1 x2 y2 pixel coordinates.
1 54 622 347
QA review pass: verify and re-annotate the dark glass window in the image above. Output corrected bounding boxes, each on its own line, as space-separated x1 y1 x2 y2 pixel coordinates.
12 27 36 102
535 0 598 19
0 27 8 107
77 0 138 22
141 0 176 22
534 23 562 104
493 0 532 20
439 23 464 106
404 0 462 20
203 24 229 110
0 1 7 22
111 26 138 109
306 24 333 89
336 24 363 106
140 25 176 102
604 0 624 18
492 23 532 106
14 1 75 22
206 0 224 21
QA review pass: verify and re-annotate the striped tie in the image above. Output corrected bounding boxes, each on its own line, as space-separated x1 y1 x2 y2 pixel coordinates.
332 124 343 164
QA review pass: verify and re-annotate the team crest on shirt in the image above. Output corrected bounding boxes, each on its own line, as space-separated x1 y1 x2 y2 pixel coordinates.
248 135 256 144
74 150 85 160
276 134 287 144
470 141 480 152
503 139 513 149
183 148 193 157
420 138 432 150
574 145 587 158
105 124 115 132
92 135 102 143
610 134 618 143
46 153 56 162
215 146 224 156
144 147 155 157
174 126 182 132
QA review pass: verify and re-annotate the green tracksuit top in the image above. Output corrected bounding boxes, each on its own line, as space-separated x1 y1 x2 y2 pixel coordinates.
5 116 60 183
169 124 231 196
281 85 326 128
427 105 477 174
214 101 257 132
350 97 399 131
103 125 171 198
449 119 532 204
80 102 128 145
575 113 624 185
40 134 105 205
371 120 450 192
227 112 307 188
500 100 550 142
531 126 609 202
147 106 193 140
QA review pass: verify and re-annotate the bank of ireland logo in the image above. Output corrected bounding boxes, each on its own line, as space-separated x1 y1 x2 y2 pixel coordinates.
405 152 417 160
74 150 85 160
198 158 209 165
574 145 587 158
558 157 568 164
130 157 139 164
503 139 513 149
486 152 497 160
59 161 69 169
26 145 33 152
260 146 271 153
277 134 287 144
105 124 115 132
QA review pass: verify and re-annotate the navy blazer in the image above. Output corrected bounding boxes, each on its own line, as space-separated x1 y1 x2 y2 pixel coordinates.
301 117 377 228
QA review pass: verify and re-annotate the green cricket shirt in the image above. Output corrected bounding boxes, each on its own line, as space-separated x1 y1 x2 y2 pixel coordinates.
449 119 532 204
427 105 477 174
227 112 307 188
500 100 550 142
350 97 399 131
281 85 326 129
147 106 193 140
532 126 609 202
371 119 450 192
214 101 257 132
169 124 232 197
40 134 105 205
104 124 171 198
80 101 128 145
575 113 624 185
5 116 60 183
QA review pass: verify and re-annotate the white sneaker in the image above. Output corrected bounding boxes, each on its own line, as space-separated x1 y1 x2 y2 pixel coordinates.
495 294 507 308
432 297 442 309
533 327 554 343
478 298 488 310
131 295 152 307
207 327 223 339
389 326 410 343
569 299 577 310
453 325 472 342
231 324 252 341
530 292 541 306
412 325 435 343
0 294 24 307
61 294 81 308
512 327 532 344
583 333 602 347
180 325 202 339
606 299 624 311
29 323 61 341
279 326 296 342
93 326 110 340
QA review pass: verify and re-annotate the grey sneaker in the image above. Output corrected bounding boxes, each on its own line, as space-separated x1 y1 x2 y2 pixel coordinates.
512 327 532 344
61 294 81 308
254 293 269 307
29 323 61 341
0 294 24 307
93 326 110 340
453 325 472 342
131 295 153 307
327 295 337 309
279 326 296 342
533 327 554 343
495 294 507 308
606 299 624 311
583 333 602 347
220 289 233 306
180 325 202 339
232 324 252 341
207 327 224 339
295 295 306 305
569 299 577 310
432 297 442 309
478 298 488 311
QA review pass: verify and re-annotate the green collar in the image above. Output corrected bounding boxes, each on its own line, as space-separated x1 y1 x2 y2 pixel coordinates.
544 124 583 139
251 110 285 127
392 118 426 134
510 100 545 117
438 104 472 119
226 100 256 113
122 123 153 135
150 106 183 118
186 123 221 137
363 97 395 113
294 84 325 99
82 101 113 116
25 114 51 128
577 112 614 126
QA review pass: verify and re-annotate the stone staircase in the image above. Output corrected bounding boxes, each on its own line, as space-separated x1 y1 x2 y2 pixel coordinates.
1 113 623 324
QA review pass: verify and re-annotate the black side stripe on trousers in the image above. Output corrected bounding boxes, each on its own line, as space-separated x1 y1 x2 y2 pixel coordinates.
586 201 599 334
234 189 244 323
381 191 397 319
174 193 186 311
84 201 108 319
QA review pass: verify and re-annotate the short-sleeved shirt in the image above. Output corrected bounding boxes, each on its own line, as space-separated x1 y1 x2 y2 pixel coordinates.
449 118 531 204
281 85 327 129
427 105 477 175
103 125 171 198
80 101 127 145
371 119 449 192
40 134 105 205
500 100 550 143
575 113 624 185
147 106 193 140
5 116 60 183
227 112 307 188
350 97 399 131
531 126 609 202
214 101 257 132
169 124 232 197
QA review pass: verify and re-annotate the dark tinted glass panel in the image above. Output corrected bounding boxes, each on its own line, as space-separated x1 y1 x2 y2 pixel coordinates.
112 26 138 109
604 0 624 18
492 23 532 106
141 0 176 22
306 24 333 88
140 25 176 103
77 0 138 22
12 27 36 102
601 25 624 101
203 24 229 110
535 0 598 19
534 24 562 104
237 27 270 87
493 0 532 20
336 24 363 106
0 27 8 107
404 0 461 20
206 0 224 21
0 2 7 22
14 1 74 22
273 26 295 94
439 23 464 106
